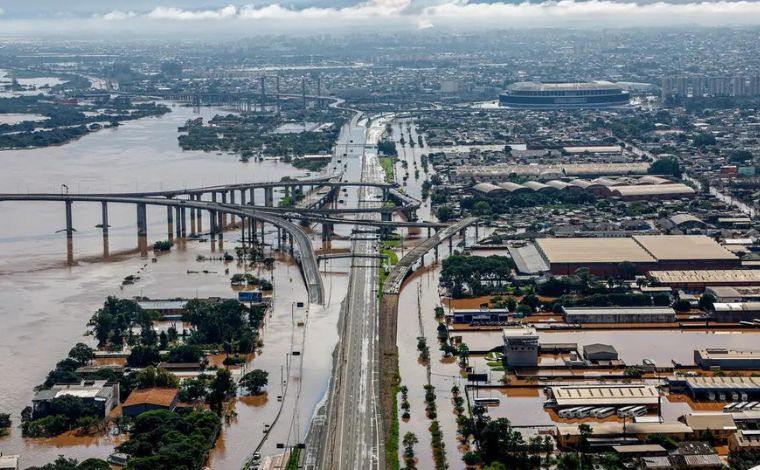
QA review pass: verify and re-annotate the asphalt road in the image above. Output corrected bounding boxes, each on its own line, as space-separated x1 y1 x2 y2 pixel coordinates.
312 116 387 470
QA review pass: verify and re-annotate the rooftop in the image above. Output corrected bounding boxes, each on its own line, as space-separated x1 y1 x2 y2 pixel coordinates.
681 376 760 390
650 270 760 284
557 421 691 436
536 237 656 264
564 306 676 316
508 81 622 92
713 302 760 312
122 387 179 408
697 349 760 359
634 235 737 262
550 383 660 406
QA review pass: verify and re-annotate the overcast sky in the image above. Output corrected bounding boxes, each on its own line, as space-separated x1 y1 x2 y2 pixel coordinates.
2 0 760 37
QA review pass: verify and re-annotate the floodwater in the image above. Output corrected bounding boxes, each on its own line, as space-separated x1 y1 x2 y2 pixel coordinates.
0 114 48 125
394 244 760 469
0 102 349 468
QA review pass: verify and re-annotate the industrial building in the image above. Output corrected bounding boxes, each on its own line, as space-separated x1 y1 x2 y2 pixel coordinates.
32 380 119 418
583 343 620 362
694 349 760 370
556 422 692 448
650 270 760 289
563 306 676 324
548 383 660 408
705 285 760 302
502 325 539 367
710 302 760 322
668 376 760 401
469 176 694 201
449 307 509 325
452 162 650 184
535 235 739 276
499 81 630 109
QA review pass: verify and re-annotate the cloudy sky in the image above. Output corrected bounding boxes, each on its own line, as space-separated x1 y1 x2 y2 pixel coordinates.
1 0 760 36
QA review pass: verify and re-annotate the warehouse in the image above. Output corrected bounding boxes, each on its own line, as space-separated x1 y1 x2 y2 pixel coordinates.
694 349 760 370
668 376 760 401
634 235 740 271
450 308 509 325
548 383 660 408
710 302 760 322
535 235 738 276
650 270 760 289
535 237 657 276
610 183 696 200
563 306 676 324
557 422 692 448
705 285 760 302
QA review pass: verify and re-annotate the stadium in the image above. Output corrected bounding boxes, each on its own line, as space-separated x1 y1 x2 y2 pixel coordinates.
499 81 630 109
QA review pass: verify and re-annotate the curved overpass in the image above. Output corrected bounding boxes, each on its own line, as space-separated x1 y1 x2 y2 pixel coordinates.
0 193 324 305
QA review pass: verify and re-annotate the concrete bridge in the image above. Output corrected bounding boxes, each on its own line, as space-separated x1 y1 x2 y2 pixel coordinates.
0 193 325 305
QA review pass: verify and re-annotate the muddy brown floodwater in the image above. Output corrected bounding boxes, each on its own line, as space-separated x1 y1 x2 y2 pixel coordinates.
0 102 350 469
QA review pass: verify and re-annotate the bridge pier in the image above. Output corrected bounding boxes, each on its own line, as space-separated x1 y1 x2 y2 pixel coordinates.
265 187 274 207
167 206 174 240
241 217 246 247
65 200 74 265
190 196 196 236
175 207 182 239
222 192 229 227
137 203 148 257
196 196 203 233
449 236 453 253
180 207 187 238
475 223 479 240
209 210 217 251
289 233 294 255
101 202 109 257
277 227 282 250
249 187 255 206
322 223 333 241
217 211 224 250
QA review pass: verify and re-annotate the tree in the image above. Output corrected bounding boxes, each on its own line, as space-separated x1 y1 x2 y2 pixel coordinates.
68 343 95 366
27 457 110 470
648 157 681 177
556 452 580 470
699 293 716 311
402 431 419 465
505 296 517 312
728 149 753 164
207 369 236 414
240 369 269 395
134 367 179 389
462 450 481 465
436 205 454 222
127 345 160 367
167 344 203 363
178 374 211 402
693 133 716 147
458 343 470 369
672 298 691 312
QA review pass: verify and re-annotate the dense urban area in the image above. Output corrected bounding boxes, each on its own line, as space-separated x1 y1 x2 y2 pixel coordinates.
1 22 760 470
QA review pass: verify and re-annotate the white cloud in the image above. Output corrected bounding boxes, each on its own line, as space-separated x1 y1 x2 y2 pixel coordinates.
146 5 238 20
6 0 760 35
127 0 760 27
101 10 137 21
